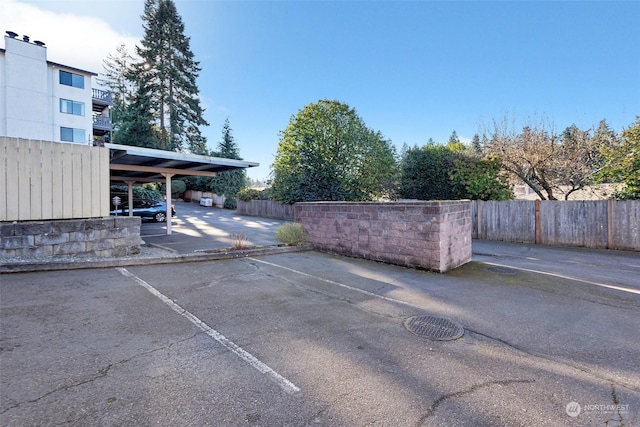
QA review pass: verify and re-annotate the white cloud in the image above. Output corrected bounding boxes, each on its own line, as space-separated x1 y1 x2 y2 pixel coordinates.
1 0 140 80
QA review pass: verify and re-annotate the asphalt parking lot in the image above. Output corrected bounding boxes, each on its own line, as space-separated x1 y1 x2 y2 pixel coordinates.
2 231 639 426
140 201 287 253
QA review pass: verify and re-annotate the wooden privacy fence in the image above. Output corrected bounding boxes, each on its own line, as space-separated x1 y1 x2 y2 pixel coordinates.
471 200 639 251
0 137 110 221
236 200 294 220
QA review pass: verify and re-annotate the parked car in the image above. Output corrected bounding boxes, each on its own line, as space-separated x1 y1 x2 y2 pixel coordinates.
110 198 176 222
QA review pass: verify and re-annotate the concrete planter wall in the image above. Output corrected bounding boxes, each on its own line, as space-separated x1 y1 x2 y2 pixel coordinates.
1 217 142 259
295 201 472 273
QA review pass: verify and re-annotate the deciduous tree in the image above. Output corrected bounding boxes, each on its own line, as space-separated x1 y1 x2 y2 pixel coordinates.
485 117 613 200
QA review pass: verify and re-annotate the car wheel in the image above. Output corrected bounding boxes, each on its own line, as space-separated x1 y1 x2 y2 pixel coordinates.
154 212 166 223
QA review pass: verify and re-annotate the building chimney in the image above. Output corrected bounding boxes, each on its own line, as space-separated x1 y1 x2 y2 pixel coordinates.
6 31 18 38
23 35 30 42
34 40 45 47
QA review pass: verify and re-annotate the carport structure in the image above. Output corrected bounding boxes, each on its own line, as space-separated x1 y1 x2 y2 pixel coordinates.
106 143 258 235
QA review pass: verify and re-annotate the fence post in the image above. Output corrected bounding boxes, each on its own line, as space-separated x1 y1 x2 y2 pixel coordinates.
535 200 541 245
607 199 614 249
477 200 482 239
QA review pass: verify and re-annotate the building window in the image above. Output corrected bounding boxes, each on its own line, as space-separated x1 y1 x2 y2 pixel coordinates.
60 99 85 116
60 127 86 143
59 70 85 89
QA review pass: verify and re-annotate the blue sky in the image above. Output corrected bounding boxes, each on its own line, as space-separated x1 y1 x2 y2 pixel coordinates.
3 0 639 180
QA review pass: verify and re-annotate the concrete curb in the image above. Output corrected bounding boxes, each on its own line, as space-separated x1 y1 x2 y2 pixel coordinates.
1 244 312 274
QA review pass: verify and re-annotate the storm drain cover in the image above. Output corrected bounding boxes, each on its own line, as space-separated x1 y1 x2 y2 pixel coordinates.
487 266 518 275
403 315 464 341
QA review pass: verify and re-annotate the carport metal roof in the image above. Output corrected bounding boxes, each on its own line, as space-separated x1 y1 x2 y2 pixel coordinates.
105 143 259 235
106 143 259 183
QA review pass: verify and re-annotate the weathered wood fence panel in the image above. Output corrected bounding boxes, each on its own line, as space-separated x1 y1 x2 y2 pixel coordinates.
539 201 609 248
0 137 110 221
471 200 639 251
236 200 294 220
612 201 640 251
473 200 536 243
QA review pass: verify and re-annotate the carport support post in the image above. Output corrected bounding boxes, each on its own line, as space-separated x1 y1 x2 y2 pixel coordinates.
163 173 174 235
125 181 136 217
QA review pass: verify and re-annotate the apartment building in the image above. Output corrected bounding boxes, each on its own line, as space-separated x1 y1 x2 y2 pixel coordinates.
0 31 112 144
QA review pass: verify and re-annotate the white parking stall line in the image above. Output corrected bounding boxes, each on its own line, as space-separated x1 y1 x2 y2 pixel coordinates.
481 261 640 296
116 267 300 395
246 257 418 308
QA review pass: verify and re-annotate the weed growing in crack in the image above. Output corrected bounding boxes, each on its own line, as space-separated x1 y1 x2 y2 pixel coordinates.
232 233 249 250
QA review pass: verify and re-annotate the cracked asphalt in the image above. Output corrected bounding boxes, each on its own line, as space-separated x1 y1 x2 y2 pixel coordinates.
1 241 639 426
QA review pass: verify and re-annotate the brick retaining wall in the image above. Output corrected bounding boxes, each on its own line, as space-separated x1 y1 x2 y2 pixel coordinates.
295 201 471 273
1 217 142 259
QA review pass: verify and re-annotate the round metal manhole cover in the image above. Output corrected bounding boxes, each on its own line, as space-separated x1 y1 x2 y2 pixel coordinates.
487 266 518 275
403 315 464 341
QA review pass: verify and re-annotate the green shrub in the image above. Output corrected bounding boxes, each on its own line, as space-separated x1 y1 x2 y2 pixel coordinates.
160 179 187 195
237 187 261 201
224 198 237 209
259 187 273 200
275 222 307 246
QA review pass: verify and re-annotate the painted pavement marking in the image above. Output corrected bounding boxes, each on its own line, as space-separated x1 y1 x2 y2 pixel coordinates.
116 267 300 394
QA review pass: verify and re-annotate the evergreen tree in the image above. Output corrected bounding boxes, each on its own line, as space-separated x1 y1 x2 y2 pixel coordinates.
132 0 208 152
208 119 247 208
398 143 457 200
98 43 135 133
471 134 483 155
598 117 639 199
217 118 241 158
447 130 465 152
113 70 158 148
448 130 460 145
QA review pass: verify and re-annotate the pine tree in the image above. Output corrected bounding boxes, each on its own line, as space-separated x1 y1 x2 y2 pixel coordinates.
218 118 241 159
448 130 460 145
471 134 483 155
113 70 158 148
208 119 247 207
447 130 465 151
98 43 135 133
132 0 208 152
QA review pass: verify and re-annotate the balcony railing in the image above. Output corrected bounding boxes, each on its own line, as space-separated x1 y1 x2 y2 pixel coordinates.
93 115 112 130
92 88 112 104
